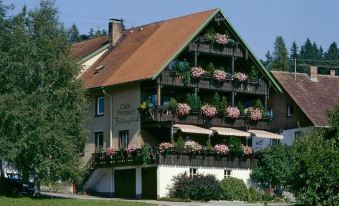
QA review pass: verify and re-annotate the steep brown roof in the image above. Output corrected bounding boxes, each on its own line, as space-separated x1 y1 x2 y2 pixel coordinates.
71 36 109 60
272 71 339 126
80 9 217 89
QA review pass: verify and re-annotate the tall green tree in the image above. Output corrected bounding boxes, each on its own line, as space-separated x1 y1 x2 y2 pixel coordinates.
299 38 313 60
67 23 80 43
263 50 273 69
0 0 87 190
290 41 299 59
325 42 339 60
272 36 289 71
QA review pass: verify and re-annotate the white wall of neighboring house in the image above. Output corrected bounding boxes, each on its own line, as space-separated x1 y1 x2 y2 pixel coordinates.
281 126 313 145
78 48 108 77
157 165 251 198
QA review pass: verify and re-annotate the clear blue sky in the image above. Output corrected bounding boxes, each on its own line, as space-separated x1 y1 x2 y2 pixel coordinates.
5 0 339 59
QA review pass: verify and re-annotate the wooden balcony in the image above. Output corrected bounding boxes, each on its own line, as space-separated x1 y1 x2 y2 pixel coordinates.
188 42 243 58
145 108 270 130
158 70 268 95
92 152 256 169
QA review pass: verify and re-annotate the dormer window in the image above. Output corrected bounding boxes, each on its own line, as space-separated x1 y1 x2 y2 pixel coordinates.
287 105 294 117
96 96 104 116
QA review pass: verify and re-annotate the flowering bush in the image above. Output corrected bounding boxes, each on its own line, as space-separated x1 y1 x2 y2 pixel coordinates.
127 144 140 153
245 107 263 121
213 144 229 155
159 142 174 153
191 66 206 78
213 70 227 82
184 140 202 153
242 145 253 155
177 103 191 116
215 33 228 45
105 147 117 156
225 106 241 119
233 72 248 82
201 104 218 118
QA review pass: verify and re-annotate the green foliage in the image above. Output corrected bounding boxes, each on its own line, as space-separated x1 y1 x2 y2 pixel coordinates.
204 27 216 41
249 66 258 80
219 177 249 201
205 62 216 73
272 36 289 71
168 97 178 112
174 136 185 152
218 96 227 113
236 101 244 115
0 0 87 185
227 137 242 158
206 138 213 150
212 92 221 108
289 129 339 205
254 99 265 111
66 23 80 43
140 144 152 165
250 144 293 197
174 60 190 74
169 173 223 201
185 93 201 111
290 41 299 59
138 101 148 111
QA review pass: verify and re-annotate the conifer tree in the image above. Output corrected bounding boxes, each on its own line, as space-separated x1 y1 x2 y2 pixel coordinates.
272 36 289 71
290 41 299 59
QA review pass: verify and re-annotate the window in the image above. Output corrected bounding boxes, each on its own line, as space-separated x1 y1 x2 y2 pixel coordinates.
287 105 294 117
119 130 129 148
267 108 273 118
96 96 104 116
95 132 104 152
189 168 198 178
224 170 232 178
271 139 280 145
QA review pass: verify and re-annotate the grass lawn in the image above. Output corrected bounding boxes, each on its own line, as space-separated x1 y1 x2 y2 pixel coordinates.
0 196 154 206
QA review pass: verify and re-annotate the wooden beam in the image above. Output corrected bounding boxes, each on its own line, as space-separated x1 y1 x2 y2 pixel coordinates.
232 52 235 75
157 84 161 106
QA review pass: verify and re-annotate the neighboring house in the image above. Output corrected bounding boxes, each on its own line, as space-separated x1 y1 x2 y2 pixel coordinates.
270 67 339 145
72 8 287 199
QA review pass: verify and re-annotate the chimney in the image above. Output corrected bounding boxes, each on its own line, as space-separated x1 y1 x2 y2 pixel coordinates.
308 66 318 82
108 18 124 48
330 69 336 76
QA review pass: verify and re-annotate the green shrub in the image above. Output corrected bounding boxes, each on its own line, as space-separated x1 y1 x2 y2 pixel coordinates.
249 66 258 80
168 173 223 201
205 62 216 73
174 136 184 152
168 97 178 112
248 187 263 202
140 144 152 164
219 177 249 201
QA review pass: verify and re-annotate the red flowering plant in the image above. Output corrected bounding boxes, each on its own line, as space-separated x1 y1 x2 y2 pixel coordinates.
241 145 253 156
184 140 202 154
245 107 263 121
127 144 140 154
213 70 228 82
191 66 206 79
177 103 191 117
214 33 228 45
233 72 248 82
201 104 218 118
105 147 117 157
225 106 240 119
159 142 174 154
213 144 229 156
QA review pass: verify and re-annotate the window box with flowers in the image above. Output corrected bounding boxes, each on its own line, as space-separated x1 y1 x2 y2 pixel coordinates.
245 107 263 125
177 103 191 117
191 66 206 80
233 72 248 87
201 104 218 119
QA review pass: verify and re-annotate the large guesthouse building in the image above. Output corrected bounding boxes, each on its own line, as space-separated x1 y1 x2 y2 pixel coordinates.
72 8 338 199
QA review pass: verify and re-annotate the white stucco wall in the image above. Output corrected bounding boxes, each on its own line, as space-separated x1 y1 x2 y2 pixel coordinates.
79 49 108 77
157 165 251 198
281 126 313 145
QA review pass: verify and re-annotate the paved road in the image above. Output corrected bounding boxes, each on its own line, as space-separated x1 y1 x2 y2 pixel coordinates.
42 192 293 206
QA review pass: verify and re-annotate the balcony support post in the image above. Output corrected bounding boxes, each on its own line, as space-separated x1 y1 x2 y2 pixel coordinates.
265 95 268 112
170 125 174 143
157 84 161 106
232 92 235 106
231 52 235 75
194 48 198 67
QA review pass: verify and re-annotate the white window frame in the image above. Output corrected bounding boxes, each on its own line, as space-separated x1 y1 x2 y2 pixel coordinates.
119 130 129 148
96 96 104 116
224 169 232 178
189 168 198 178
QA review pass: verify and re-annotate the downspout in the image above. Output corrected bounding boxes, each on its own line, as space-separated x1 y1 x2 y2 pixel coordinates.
102 88 113 147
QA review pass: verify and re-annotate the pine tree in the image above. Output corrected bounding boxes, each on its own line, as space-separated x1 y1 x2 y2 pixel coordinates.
290 41 299 59
0 0 87 189
67 23 80 43
272 36 289 71
264 50 273 69
325 42 339 60
300 38 313 59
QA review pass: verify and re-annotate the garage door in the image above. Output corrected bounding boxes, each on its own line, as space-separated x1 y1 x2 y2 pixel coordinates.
114 169 136 198
142 167 157 199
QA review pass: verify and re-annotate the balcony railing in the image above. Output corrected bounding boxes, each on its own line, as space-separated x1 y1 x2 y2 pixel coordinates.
144 107 270 130
91 151 256 169
188 42 243 58
158 70 268 95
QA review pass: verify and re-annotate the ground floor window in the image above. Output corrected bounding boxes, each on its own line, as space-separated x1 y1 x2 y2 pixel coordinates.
189 168 198 178
119 130 129 148
224 169 232 178
95 132 104 152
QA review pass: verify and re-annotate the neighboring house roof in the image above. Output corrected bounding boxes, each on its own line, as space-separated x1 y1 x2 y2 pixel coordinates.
272 71 339 126
79 8 281 92
71 36 109 61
